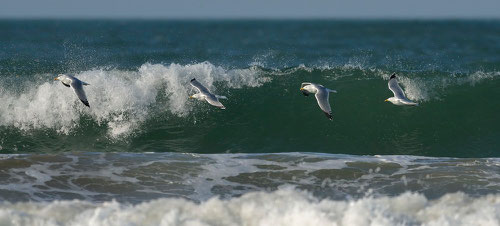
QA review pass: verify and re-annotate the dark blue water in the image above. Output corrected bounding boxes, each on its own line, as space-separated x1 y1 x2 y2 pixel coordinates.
2 20 499 74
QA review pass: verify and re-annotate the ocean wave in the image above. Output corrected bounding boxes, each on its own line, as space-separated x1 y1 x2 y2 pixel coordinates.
0 62 498 142
391 70 500 102
0 62 269 138
1 153 500 203
266 63 499 102
1 188 499 226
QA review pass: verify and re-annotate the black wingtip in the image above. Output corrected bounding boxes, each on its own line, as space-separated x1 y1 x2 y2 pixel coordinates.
324 112 333 121
390 73 396 79
191 78 196 82
81 100 90 107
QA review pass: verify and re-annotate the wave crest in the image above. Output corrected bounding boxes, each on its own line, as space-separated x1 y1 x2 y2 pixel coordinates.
0 62 269 138
1 189 499 226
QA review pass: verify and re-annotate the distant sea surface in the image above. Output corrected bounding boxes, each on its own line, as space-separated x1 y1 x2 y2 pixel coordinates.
0 20 499 225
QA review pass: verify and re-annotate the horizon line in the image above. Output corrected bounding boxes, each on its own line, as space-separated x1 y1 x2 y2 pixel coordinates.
1 16 499 21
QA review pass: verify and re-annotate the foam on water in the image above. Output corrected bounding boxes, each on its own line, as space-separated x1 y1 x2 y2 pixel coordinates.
1 153 500 203
410 71 497 101
1 188 499 226
378 70 500 102
0 62 269 138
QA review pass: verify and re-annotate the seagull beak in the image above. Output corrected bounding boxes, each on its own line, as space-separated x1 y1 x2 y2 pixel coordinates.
300 88 304 91
384 99 388 102
54 77 59 81
189 96 193 99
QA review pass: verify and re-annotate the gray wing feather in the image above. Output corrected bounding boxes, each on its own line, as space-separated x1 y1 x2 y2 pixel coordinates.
388 77 406 99
205 94 225 109
71 80 89 107
190 79 211 95
315 88 331 115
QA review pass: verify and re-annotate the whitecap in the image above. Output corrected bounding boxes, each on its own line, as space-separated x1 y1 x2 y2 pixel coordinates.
1 189 499 226
0 62 270 138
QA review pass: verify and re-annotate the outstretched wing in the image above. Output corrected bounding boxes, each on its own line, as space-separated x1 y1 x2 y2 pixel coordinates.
190 78 211 95
71 81 89 107
205 94 226 109
388 74 406 99
315 89 332 120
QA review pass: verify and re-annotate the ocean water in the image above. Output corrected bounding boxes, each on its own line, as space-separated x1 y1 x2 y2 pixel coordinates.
0 19 499 225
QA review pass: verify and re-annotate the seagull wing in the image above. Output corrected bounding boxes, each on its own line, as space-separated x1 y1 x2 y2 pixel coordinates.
71 80 89 107
315 88 332 120
205 94 226 109
190 78 211 95
388 74 406 99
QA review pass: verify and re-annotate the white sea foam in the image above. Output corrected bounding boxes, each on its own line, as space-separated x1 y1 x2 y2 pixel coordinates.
0 188 499 226
381 71 500 102
2 152 499 204
0 62 269 137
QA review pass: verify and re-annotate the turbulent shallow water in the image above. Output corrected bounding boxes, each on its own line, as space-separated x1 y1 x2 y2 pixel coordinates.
0 20 499 225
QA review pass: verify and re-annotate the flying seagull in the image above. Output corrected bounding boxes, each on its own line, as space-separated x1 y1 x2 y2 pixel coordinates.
300 82 337 120
385 73 418 106
189 78 227 109
54 74 90 107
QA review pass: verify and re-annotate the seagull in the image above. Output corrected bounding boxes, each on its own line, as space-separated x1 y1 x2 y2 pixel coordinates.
300 82 337 120
189 78 227 109
54 74 90 107
385 73 418 106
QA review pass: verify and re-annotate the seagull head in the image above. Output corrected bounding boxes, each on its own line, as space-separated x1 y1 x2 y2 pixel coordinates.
189 93 204 100
385 97 400 105
300 85 316 93
54 74 68 81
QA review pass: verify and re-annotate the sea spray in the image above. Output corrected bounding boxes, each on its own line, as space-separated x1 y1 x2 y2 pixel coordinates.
0 189 499 226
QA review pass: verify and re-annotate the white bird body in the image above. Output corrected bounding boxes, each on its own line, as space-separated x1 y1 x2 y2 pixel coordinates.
55 74 90 107
385 73 418 106
300 82 336 120
189 78 226 109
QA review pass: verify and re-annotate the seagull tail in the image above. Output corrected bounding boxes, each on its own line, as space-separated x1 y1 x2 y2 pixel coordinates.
327 89 337 93
216 95 227 99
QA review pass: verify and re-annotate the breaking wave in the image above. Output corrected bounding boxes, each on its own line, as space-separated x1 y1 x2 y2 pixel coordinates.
0 62 269 138
1 189 499 226
0 62 498 154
